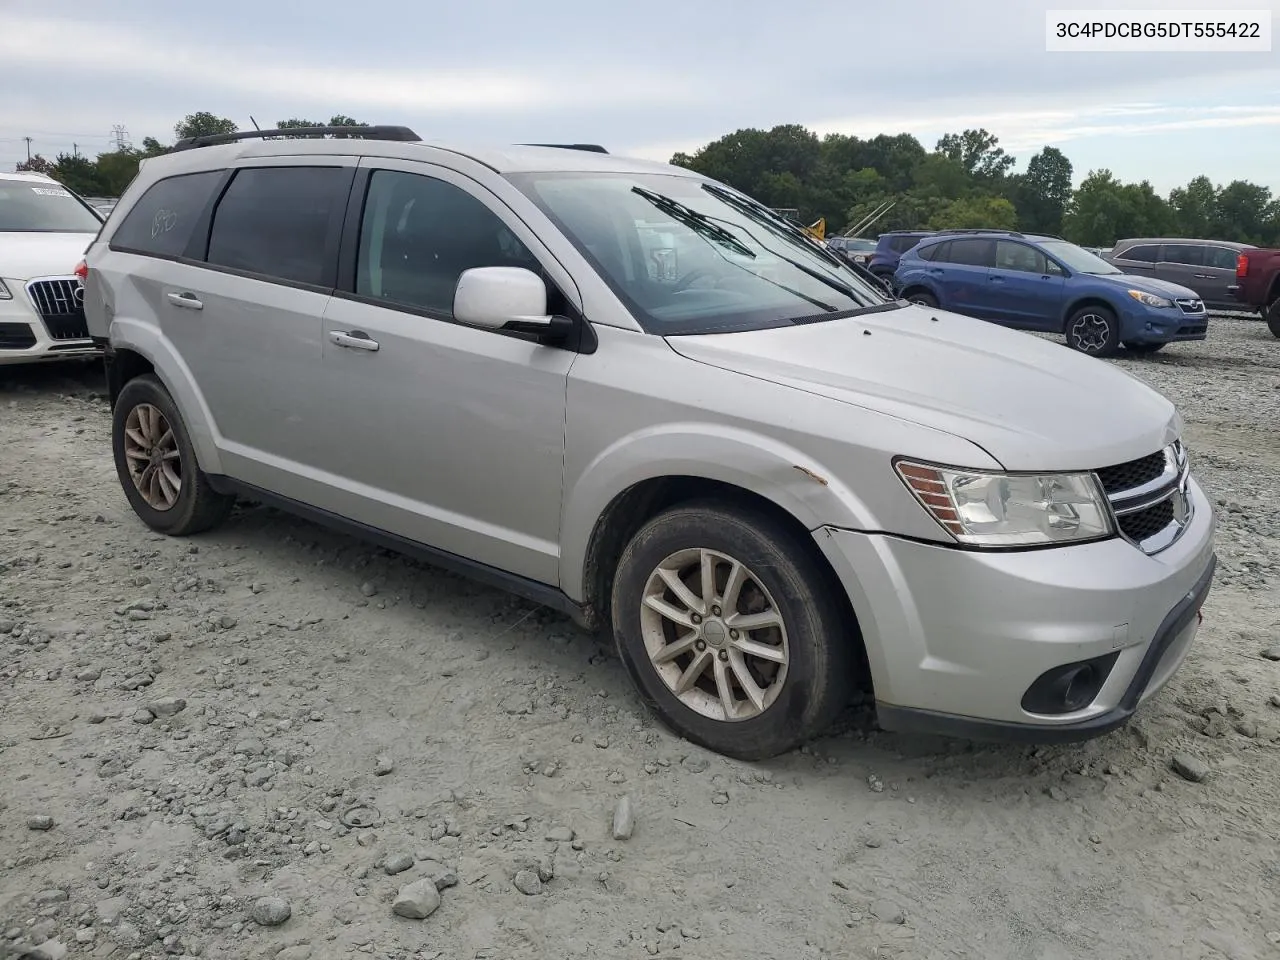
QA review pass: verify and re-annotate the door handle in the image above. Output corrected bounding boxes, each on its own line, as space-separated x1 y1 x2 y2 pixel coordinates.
167 292 203 310
329 330 379 352
989 275 1005 283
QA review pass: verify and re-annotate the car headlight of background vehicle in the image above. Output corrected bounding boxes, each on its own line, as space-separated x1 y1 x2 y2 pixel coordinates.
896 461 1113 547
0 279 11 300
1127 289 1172 308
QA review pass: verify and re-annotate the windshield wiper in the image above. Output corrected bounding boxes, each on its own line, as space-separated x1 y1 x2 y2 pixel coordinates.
631 187 756 260
700 184 878 304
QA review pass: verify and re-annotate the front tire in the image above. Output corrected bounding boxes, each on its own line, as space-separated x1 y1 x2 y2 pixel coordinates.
112 375 234 535
1065 305 1121 357
904 290 937 308
610 502 857 760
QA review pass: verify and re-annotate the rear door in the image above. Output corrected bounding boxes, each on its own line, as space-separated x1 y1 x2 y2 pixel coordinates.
163 159 356 490
1199 245 1242 307
936 238 995 317
1111 242 1159 278
986 240 1066 329
1155 243 1205 297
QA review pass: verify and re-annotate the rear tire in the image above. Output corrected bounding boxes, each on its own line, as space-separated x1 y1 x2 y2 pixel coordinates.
1267 299 1280 339
112 375 234 536
610 501 857 760
1065 305 1121 357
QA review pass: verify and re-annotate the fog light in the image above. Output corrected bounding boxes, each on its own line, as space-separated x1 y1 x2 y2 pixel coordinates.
1021 653 1120 715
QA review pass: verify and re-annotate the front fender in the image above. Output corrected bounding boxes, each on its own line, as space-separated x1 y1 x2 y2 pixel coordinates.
110 316 224 475
558 423 875 601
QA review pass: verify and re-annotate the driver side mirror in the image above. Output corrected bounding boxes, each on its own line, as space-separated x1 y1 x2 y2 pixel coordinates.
454 267 571 338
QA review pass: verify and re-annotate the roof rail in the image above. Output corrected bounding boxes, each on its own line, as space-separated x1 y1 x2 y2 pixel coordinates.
172 125 422 151
523 143 608 154
932 228 1065 240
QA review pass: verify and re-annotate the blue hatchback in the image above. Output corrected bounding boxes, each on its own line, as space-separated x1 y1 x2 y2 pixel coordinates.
892 230 1210 356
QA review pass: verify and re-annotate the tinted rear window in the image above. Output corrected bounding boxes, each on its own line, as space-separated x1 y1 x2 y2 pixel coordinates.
111 172 223 257
1116 244 1157 263
1160 243 1203 266
206 167 349 286
891 235 922 253
948 238 995 267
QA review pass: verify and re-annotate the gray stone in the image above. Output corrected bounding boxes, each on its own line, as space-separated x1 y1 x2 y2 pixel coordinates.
95 896 129 923
26 815 54 831
374 755 394 776
359 581 378 597
513 870 543 896
384 853 414 875
250 896 291 926
391 878 440 919
233 738 264 756
276 946 313 960
33 889 68 904
871 899 906 924
546 826 575 842
1261 645 1280 662
23 940 67 960
147 697 186 718
1172 752 1209 783
131 708 154 725
420 860 458 890
611 795 635 841
76 667 102 682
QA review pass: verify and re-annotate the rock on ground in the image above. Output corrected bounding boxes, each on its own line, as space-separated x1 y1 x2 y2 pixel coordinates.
392 879 441 919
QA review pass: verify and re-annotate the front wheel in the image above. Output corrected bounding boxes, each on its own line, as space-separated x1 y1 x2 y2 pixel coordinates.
1065 305 1121 357
904 290 937 308
610 502 857 760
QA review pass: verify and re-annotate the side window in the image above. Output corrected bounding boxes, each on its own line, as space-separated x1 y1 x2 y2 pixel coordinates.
206 167 349 287
949 238 995 267
994 240 1047 274
1205 246 1239 269
892 235 919 253
356 169 540 316
1117 244 1157 263
110 171 223 258
919 240 949 262
1159 243 1203 266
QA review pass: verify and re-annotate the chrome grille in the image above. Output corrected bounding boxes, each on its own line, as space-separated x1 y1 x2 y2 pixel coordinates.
26 277 90 341
1175 298 1205 314
1098 442 1192 555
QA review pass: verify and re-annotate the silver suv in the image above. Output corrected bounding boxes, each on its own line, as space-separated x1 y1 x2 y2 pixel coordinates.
83 126 1216 759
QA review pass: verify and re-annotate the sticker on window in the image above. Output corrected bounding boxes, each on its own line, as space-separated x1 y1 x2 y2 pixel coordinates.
32 187 72 198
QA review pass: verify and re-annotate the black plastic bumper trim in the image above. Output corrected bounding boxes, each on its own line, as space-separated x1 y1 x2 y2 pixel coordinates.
875 552 1216 744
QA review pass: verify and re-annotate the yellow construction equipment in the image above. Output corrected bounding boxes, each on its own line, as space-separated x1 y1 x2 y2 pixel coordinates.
804 218 825 241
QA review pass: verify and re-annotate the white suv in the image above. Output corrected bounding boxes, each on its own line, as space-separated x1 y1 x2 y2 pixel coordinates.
0 171 103 366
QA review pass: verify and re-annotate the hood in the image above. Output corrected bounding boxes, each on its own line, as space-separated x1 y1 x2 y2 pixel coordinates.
665 304 1180 472
0 232 96 281
1095 272 1199 301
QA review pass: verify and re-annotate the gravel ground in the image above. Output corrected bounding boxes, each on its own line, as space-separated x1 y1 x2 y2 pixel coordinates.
2 313 1279 960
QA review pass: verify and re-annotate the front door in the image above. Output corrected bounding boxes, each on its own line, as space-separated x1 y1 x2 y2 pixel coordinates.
309 161 579 585
985 240 1066 329
1198 245 1241 307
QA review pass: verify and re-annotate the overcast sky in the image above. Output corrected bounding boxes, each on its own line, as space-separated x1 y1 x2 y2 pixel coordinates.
2 0 1277 194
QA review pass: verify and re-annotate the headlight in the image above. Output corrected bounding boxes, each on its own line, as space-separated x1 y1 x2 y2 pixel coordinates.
896 461 1113 547
1127 290 1172 308
0 279 11 300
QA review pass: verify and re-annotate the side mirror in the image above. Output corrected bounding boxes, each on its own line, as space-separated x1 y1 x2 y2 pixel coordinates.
454 266 566 336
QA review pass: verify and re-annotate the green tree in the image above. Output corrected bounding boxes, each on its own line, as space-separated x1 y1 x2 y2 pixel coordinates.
95 149 143 196
174 112 238 141
16 154 55 175
935 129 1016 181
276 115 370 138
928 195 1018 231
50 153 107 196
139 137 169 157
1063 170 1174 245
1009 146 1073 235
1214 180 1273 243
1167 175 1217 238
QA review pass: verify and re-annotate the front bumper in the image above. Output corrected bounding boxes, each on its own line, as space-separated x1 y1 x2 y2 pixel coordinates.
1122 303 1209 343
0 276 101 365
815 476 1216 741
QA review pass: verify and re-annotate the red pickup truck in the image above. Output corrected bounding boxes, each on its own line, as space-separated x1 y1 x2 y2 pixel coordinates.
1233 248 1280 337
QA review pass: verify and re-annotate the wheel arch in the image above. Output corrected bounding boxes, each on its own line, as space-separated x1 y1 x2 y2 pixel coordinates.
1060 295 1120 332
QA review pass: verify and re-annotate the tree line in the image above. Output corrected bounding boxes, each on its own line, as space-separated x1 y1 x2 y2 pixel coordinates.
18 113 1279 248
17 112 367 198
671 124 1280 247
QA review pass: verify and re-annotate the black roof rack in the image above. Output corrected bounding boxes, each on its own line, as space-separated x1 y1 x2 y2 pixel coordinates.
932 228 1065 240
172 125 422 151
523 143 608 154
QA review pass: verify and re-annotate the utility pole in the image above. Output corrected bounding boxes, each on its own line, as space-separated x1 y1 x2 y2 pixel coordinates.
111 124 131 151
72 143 79 158
23 136 32 161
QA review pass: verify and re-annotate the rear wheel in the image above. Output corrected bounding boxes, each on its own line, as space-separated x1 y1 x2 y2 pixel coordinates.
610 502 857 760
112 375 234 535
1267 299 1280 339
1123 341 1166 354
1065 305 1121 357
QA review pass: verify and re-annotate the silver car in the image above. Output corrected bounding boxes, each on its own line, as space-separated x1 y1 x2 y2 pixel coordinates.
1108 238 1252 311
81 127 1216 759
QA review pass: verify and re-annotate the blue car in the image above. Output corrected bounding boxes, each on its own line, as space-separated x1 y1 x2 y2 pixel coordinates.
892 230 1209 357
866 230 932 280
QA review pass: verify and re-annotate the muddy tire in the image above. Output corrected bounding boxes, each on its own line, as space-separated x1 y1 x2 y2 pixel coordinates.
112 374 234 536
610 501 858 760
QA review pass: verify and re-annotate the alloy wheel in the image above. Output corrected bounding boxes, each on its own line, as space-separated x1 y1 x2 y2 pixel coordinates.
1070 313 1112 353
639 548 790 721
123 402 182 510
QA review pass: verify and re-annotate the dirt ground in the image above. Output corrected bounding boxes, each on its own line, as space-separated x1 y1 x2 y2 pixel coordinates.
2 315 1279 960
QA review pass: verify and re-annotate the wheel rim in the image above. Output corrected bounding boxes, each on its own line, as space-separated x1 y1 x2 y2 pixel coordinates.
123 403 182 511
908 295 932 306
1070 313 1111 352
639 548 790 722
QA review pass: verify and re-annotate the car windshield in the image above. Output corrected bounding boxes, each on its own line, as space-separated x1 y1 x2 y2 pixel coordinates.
1039 240 1122 275
0 180 102 233
508 171 894 335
